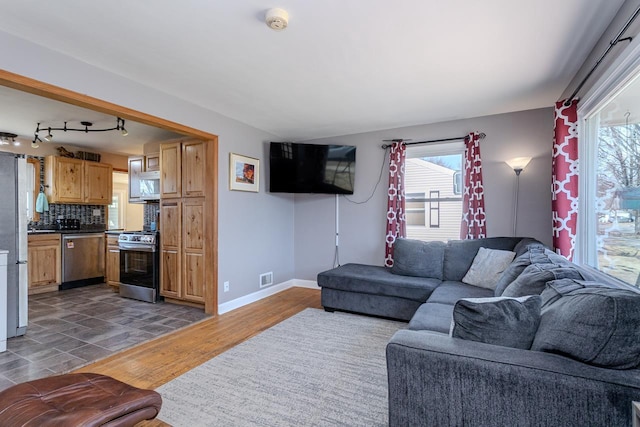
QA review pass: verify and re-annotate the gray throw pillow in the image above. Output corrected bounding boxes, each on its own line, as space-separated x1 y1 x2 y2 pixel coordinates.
501 263 584 298
494 244 547 296
390 238 445 280
461 248 516 290
450 295 541 349
532 280 640 369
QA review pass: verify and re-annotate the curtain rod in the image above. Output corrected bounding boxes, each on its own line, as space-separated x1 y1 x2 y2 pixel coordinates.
564 4 640 106
381 132 486 149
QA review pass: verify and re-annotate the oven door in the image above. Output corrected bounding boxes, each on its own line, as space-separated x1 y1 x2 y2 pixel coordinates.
119 245 158 289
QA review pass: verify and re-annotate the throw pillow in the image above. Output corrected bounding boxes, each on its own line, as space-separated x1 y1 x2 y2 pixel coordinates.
501 263 584 298
461 247 516 290
390 238 446 280
450 295 541 349
532 280 640 369
494 244 547 297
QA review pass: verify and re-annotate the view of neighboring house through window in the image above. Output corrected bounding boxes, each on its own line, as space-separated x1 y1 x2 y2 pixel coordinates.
405 142 464 242
581 72 640 286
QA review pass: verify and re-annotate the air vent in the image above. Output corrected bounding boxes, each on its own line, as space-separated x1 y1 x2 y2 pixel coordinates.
260 272 274 288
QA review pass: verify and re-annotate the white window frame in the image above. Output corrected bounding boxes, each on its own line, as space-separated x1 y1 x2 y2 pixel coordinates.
576 37 640 267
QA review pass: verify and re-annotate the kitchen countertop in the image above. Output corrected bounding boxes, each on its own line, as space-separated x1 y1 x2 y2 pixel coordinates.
28 229 107 235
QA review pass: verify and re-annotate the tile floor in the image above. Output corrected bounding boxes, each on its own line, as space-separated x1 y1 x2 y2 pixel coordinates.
0 284 209 391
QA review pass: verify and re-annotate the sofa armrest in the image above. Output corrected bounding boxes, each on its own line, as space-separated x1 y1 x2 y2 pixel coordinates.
386 329 640 427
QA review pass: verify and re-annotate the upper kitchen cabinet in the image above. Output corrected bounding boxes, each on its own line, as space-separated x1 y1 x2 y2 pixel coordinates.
45 156 113 205
160 139 206 199
160 142 182 198
84 161 112 204
128 156 144 203
145 152 160 171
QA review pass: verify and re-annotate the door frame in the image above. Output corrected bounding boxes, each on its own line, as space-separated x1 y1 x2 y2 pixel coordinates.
0 69 219 315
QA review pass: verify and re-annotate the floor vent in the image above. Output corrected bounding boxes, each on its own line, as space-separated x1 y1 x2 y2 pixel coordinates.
260 272 274 288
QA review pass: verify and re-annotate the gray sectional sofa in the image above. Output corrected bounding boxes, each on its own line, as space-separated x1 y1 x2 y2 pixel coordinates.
317 237 640 427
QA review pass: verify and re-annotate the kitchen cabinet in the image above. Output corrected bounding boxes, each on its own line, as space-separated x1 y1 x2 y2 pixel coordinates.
160 142 182 198
160 198 205 304
160 200 181 299
128 156 144 203
84 162 112 204
27 233 61 294
145 152 160 171
159 139 209 306
105 234 120 290
44 156 113 205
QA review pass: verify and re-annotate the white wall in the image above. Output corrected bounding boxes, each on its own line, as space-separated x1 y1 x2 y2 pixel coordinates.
0 30 295 305
294 107 554 280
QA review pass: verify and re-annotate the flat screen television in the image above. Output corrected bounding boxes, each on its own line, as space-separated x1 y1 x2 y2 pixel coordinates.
269 142 356 194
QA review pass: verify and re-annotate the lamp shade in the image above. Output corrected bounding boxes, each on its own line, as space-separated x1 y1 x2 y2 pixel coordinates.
506 156 532 171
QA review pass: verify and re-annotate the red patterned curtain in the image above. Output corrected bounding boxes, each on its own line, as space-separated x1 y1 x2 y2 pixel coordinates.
552 99 579 260
384 141 406 267
460 132 486 239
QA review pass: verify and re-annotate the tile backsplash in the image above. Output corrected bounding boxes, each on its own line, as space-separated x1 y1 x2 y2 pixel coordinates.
143 203 160 230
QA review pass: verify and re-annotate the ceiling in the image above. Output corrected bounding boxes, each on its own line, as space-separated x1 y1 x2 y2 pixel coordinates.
0 0 629 151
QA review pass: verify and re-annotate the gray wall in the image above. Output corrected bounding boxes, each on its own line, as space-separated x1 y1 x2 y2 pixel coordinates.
562 0 640 101
0 30 295 305
295 108 554 280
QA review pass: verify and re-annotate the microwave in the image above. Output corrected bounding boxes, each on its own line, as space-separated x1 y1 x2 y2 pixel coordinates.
139 171 160 200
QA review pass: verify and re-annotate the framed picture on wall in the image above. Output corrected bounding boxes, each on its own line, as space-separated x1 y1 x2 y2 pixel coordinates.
229 153 260 192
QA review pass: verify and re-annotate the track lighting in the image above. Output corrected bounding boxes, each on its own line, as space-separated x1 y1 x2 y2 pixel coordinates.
32 117 128 147
0 132 18 146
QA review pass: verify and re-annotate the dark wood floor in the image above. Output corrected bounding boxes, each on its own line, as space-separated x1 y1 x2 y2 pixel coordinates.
72 287 322 426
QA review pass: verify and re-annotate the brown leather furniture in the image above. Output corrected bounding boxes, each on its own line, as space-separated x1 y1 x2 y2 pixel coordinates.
0 373 162 426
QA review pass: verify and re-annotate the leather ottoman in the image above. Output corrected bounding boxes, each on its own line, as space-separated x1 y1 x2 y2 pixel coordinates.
0 373 162 426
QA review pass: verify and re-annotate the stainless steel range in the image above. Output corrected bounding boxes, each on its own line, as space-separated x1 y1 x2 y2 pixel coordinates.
118 231 160 303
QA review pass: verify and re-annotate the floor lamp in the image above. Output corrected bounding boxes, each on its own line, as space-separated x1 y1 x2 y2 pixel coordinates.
505 157 532 236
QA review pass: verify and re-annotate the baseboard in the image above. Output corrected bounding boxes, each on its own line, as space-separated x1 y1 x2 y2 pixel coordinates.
218 279 319 315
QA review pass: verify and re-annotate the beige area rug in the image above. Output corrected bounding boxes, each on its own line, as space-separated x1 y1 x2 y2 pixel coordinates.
156 308 405 426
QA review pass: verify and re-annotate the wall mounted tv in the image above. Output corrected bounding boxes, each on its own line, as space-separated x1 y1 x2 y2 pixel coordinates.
269 142 356 194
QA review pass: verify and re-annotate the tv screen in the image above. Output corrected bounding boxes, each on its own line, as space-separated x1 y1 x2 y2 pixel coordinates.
269 142 356 194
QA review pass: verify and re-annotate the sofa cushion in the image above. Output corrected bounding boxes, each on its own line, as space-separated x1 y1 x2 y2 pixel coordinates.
532 279 640 369
450 295 541 349
408 302 454 334
317 263 440 302
390 238 445 280
494 244 547 296
443 237 522 281
501 263 584 298
461 247 516 289
512 238 545 258
426 281 494 305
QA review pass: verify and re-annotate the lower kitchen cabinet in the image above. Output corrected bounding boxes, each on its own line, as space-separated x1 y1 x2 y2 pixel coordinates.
160 198 205 305
27 233 61 294
105 235 120 290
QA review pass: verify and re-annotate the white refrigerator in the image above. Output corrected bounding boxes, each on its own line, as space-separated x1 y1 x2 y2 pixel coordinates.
0 151 28 338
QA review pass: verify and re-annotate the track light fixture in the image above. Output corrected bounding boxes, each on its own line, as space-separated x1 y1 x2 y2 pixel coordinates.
0 132 19 146
32 117 128 147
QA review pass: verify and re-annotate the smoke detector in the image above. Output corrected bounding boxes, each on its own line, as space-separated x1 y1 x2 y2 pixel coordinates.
265 8 289 31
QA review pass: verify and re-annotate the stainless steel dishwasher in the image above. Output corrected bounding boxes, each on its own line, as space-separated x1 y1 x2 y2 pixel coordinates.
61 233 105 289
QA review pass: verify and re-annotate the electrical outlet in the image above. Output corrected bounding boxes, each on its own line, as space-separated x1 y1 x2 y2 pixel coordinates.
92 209 101 216
223 281 229 292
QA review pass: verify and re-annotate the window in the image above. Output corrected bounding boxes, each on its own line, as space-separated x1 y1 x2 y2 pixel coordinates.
108 192 122 229
405 142 464 242
580 65 640 287
429 190 440 228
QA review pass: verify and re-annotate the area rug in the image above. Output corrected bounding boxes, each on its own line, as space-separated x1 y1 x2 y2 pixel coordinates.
156 308 405 426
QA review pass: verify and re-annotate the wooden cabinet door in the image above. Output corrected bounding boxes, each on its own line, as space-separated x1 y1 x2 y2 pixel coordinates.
105 236 120 288
182 198 205 303
160 200 181 298
84 162 113 204
145 153 160 171
182 141 206 198
161 249 180 298
27 234 61 294
128 156 144 202
160 142 182 198
46 156 83 203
